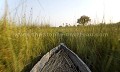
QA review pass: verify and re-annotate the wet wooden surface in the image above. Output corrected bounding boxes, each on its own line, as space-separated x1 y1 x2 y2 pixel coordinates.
41 49 79 72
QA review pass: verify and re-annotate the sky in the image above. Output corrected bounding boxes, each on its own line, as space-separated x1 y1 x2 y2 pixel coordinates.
0 0 120 26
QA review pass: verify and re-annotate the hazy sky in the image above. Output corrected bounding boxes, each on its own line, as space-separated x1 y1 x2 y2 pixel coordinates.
0 0 120 26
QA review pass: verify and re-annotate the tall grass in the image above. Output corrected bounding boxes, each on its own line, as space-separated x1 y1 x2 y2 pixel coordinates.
0 19 120 72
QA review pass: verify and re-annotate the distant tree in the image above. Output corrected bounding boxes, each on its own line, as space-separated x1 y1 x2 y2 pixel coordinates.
59 26 62 27
65 25 68 27
77 15 91 26
73 25 76 27
77 24 80 27
65 23 68 27
116 21 120 24
63 23 64 27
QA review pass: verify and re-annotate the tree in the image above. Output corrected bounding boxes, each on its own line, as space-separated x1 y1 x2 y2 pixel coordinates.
77 15 91 26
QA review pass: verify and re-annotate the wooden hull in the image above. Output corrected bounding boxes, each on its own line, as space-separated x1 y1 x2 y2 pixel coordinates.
30 43 91 72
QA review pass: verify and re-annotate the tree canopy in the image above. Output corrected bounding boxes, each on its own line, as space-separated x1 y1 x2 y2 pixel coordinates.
77 15 91 26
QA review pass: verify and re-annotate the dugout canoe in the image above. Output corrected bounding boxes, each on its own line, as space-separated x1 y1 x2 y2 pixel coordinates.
30 43 91 72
